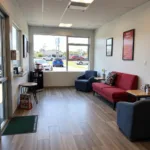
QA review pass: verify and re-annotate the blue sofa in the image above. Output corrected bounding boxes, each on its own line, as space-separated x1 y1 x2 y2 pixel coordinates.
75 70 97 92
117 100 150 141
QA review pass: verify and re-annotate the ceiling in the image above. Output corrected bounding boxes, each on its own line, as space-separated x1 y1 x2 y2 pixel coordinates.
16 0 149 29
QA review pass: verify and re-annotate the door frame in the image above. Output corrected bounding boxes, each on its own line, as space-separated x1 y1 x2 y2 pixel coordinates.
0 5 13 121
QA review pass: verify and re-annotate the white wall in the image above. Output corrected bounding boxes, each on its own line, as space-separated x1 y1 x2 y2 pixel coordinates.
0 0 29 114
94 1 150 87
29 26 94 87
44 72 82 87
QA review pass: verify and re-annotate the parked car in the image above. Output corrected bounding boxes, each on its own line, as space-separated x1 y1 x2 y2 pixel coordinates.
34 59 52 71
43 55 56 61
43 54 65 61
76 61 88 65
43 56 52 61
53 58 64 67
71 55 85 60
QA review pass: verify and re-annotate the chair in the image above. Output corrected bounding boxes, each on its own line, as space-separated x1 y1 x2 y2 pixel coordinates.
75 70 97 92
117 100 150 141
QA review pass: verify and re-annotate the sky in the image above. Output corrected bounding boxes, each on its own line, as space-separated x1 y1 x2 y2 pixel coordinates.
34 35 67 52
33 35 89 52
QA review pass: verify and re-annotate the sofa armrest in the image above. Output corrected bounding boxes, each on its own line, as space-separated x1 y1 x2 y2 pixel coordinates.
117 102 135 138
78 74 85 79
88 76 97 82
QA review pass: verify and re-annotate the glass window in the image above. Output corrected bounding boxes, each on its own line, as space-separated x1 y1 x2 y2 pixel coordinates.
33 35 67 72
68 37 89 44
12 26 17 50
12 25 21 67
67 37 89 72
68 45 89 61
68 61 89 72
33 35 90 72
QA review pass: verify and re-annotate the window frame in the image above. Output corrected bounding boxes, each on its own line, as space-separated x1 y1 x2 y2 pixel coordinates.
67 36 90 62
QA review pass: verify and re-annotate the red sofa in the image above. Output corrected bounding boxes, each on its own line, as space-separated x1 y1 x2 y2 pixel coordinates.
92 72 138 109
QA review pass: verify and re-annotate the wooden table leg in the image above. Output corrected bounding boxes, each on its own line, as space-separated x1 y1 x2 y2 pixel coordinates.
128 93 132 102
33 92 38 104
137 97 140 101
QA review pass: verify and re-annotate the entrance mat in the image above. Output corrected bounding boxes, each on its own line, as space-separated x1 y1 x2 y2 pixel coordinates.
2 115 38 135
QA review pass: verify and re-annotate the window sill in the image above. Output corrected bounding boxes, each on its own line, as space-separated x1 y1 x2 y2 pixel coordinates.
13 71 27 77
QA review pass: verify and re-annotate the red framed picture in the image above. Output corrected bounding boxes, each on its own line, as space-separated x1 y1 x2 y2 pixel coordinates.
122 29 135 60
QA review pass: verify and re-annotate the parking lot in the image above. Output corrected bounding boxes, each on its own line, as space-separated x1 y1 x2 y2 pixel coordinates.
48 60 88 71
34 57 89 72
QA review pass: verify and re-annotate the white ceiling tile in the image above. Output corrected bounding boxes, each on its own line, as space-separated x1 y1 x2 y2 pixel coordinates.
16 0 149 29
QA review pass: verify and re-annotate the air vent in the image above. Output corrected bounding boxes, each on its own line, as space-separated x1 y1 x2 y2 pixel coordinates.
68 2 90 10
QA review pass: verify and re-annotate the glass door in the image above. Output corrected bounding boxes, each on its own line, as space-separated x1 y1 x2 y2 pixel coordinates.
0 12 7 125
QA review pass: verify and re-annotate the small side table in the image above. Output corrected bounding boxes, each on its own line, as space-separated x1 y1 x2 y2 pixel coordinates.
127 90 150 101
94 77 105 82
20 82 38 104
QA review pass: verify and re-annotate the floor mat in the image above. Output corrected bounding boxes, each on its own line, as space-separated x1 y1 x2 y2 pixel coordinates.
2 115 38 135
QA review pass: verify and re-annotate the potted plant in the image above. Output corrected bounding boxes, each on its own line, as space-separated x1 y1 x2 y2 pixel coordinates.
102 69 107 79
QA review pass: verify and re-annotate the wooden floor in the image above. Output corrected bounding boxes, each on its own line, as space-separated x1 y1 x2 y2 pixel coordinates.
1 87 150 150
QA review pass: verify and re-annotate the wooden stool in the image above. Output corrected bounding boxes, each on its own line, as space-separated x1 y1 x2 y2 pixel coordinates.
20 82 38 104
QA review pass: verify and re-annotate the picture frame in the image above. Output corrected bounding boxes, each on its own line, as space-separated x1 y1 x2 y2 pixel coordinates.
27 41 29 53
122 29 135 60
23 35 27 58
106 38 113 56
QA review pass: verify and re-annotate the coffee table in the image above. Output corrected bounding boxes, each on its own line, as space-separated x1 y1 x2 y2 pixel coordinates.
127 90 150 101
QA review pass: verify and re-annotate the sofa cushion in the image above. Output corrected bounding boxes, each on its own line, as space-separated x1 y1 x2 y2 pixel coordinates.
112 72 138 90
102 87 128 101
92 83 113 91
105 72 117 86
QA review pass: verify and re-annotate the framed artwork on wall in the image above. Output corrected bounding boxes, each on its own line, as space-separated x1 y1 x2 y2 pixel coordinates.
106 38 113 56
23 34 27 58
27 41 29 53
122 29 135 60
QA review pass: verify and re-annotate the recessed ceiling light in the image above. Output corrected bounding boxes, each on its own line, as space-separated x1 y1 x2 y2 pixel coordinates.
71 0 94 4
59 23 72 27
